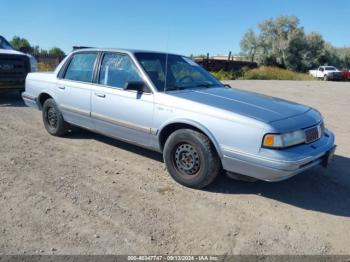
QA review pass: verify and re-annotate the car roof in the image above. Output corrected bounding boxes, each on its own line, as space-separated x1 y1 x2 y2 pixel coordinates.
72 48 183 57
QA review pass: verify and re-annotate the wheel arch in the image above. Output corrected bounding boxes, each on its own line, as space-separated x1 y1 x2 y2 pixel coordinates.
157 119 223 158
37 91 56 110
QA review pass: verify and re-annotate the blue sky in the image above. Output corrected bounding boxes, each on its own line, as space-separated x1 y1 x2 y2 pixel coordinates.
1 0 349 55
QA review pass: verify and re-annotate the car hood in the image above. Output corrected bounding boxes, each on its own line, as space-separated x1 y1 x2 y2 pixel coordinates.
0 49 25 55
169 87 311 123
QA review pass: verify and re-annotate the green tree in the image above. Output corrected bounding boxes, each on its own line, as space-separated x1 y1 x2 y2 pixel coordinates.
239 16 347 71
283 28 307 71
32 45 40 54
302 32 326 70
342 53 350 69
48 47 65 57
240 29 258 62
10 36 33 53
256 16 303 68
320 43 340 67
336 47 350 69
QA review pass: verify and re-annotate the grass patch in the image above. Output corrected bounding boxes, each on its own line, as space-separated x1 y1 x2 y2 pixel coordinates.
242 66 315 80
210 70 241 80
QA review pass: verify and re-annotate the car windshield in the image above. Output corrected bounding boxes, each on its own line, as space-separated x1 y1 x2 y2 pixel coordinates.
134 52 223 92
325 66 336 71
0 36 13 50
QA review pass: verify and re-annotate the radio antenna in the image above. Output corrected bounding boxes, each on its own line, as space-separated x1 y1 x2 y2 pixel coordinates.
164 52 169 92
164 5 170 93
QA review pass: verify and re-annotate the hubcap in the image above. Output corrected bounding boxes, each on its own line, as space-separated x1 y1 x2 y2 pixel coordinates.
174 143 200 176
47 107 58 128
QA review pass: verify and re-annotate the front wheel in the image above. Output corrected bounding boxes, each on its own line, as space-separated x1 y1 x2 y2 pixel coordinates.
163 129 221 189
323 74 328 81
42 98 69 136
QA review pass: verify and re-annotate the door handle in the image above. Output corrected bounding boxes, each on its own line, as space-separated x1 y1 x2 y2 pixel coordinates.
95 92 106 98
58 86 66 90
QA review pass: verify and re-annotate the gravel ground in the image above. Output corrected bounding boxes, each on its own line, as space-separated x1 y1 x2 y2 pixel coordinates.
0 80 349 255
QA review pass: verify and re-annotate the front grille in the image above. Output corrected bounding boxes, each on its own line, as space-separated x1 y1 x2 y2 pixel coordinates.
0 54 30 85
304 125 321 144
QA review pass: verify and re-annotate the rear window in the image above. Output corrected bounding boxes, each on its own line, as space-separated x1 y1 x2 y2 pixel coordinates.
64 53 97 82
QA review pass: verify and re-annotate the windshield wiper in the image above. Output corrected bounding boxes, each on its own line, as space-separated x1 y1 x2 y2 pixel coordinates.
165 83 216 92
193 83 215 88
165 85 187 91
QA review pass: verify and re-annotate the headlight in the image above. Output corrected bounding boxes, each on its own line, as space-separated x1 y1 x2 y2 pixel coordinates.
29 55 38 72
262 129 306 148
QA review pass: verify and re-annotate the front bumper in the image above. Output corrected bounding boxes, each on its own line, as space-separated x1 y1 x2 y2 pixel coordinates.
221 129 335 181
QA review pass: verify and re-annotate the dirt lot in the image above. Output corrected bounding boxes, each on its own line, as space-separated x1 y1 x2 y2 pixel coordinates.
0 80 349 255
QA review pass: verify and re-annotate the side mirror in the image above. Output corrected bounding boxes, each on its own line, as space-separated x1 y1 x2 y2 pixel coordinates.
124 81 146 93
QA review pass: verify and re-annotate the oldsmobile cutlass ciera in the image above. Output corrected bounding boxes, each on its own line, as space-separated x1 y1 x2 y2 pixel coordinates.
22 49 336 188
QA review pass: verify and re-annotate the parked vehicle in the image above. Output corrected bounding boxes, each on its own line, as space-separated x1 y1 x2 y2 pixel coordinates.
22 49 336 188
0 35 37 92
342 70 350 81
309 66 342 80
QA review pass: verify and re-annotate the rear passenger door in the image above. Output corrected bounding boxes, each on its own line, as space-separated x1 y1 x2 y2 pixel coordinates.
91 52 154 147
56 52 98 129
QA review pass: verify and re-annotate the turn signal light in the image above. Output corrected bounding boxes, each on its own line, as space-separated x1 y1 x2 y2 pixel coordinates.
263 135 275 147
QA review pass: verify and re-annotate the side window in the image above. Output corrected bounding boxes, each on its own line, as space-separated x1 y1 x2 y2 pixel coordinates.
99 53 142 88
139 59 165 91
64 53 97 82
319 68 324 72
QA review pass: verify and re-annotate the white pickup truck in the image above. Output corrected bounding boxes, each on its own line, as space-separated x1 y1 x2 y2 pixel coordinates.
309 66 342 81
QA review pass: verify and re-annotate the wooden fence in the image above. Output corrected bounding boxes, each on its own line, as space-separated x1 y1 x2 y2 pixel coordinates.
32 54 66 67
195 58 257 72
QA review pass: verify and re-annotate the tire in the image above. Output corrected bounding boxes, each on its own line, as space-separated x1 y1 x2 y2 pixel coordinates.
323 74 328 81
42 98 69 136
163 129 221 189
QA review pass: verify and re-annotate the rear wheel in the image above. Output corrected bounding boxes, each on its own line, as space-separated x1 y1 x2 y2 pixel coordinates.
42 98 69 136
323 74 328 81
163 129 221 188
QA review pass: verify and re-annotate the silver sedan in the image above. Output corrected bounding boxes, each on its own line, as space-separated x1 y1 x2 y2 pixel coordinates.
22 49 336 188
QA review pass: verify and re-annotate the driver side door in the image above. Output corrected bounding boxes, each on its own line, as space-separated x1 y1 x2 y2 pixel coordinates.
91 52 155 148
